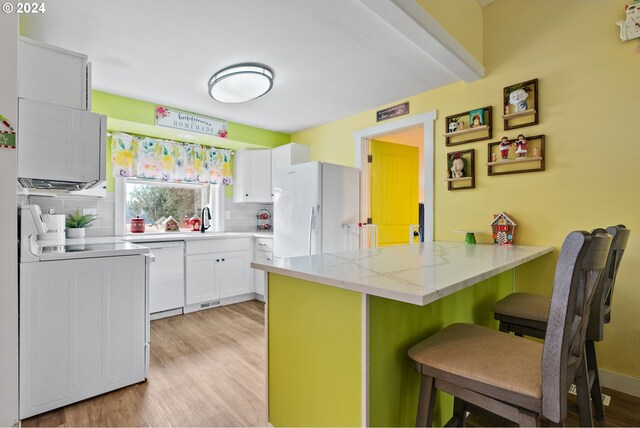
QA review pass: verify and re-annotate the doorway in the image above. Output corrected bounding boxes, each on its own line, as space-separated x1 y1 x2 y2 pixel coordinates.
353 111 436 244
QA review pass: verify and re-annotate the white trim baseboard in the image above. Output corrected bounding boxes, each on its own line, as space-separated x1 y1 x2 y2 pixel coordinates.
599 368 640 398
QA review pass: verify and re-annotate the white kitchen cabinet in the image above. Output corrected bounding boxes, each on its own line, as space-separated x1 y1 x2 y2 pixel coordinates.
233 149 272 203
271 143 310 197
217 250 252 298
18 37 90 110
185 253 219 305
20 256 147 418
185 238 254 312
253 236 273 299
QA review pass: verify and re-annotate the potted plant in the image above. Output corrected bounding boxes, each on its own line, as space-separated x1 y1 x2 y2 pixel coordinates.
65 209 97 239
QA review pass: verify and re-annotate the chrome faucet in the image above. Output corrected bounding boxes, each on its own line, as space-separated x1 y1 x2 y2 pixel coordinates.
201 206 211 233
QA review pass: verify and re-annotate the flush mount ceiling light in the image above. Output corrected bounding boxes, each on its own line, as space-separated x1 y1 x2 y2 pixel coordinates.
208 64 274 103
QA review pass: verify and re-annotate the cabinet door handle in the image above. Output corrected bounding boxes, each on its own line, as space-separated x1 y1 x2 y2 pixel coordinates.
216 259 220 262
259 243 266 246
245 193 249 197
222 258 225 262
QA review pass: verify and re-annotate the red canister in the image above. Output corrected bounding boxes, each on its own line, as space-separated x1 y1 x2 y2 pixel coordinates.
131 216 146 233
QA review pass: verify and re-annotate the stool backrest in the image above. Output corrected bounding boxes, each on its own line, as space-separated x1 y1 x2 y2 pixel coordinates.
541 231 612 423
588 225 631 341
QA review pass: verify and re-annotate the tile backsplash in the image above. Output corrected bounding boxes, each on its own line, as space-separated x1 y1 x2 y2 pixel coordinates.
224 197 273 233
22 193 271 236
28 193 115 237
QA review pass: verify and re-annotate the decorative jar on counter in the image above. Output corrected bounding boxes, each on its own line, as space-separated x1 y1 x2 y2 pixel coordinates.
130 216 145 233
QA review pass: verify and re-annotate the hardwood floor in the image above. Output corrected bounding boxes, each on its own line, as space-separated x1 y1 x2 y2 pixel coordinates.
23 300 267 427
22 299 640 427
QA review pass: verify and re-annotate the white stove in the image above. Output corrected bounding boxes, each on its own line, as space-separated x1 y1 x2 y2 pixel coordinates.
18 204 152 419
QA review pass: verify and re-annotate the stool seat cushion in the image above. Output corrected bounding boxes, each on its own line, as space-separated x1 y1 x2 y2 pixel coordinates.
408 323 543 399
493 293 551 322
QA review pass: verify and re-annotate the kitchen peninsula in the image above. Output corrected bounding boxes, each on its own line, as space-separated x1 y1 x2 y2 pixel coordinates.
252 242 552 427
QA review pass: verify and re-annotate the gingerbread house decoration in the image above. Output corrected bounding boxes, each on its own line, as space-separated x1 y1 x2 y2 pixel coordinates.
491 212 517 245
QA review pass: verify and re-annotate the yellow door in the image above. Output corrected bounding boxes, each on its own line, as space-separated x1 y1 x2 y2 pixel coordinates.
370 140 419 247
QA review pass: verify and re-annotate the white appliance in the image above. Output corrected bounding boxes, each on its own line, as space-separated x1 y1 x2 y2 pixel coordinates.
145 241 185 315
17 98 107 190
273 162 360 259
20 205 65 242
19 205 151 418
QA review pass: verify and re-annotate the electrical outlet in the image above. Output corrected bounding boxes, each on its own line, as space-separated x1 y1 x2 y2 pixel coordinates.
83 208 97 216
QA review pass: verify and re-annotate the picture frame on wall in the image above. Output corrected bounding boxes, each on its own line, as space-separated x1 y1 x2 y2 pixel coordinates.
469 109 484 128
445 149 475 190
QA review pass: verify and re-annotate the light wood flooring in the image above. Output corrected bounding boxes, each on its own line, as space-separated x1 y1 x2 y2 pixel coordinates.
23 299 640 427
23 300 267 427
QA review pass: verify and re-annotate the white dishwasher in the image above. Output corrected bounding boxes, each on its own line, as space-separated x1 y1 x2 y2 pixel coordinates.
145 241 185 316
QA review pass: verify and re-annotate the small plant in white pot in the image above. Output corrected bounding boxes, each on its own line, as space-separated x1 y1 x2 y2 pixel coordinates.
65 210 97 239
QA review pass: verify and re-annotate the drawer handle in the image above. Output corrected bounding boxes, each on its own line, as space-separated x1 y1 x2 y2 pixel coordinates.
221 258 225 262
216 259 220 262
267 258 271 261
259 243 267 246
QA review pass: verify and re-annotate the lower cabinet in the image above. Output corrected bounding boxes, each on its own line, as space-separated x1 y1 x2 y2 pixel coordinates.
253 236 273 299
185 253 219 305
19 255 148 418
185 238 253 312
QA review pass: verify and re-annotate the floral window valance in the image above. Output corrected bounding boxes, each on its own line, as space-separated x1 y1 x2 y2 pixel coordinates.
111 132 233 185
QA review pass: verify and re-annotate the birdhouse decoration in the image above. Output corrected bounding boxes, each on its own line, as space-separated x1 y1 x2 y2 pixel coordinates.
491 212 517 245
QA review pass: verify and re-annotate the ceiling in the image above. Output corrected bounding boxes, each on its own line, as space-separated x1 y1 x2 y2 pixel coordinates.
21 0 474 134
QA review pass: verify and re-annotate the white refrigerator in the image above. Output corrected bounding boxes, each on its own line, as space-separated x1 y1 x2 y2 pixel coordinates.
273 161 360 259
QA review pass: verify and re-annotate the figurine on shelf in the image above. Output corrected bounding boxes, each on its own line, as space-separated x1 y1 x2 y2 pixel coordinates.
504 104 510 115
448 120 458 133
450 154 465 179
515 134 528 158
491 152 497 163
498 136 511 160
509 88 529 112
458 121 464 130
533 147 540 158
446 169 451 179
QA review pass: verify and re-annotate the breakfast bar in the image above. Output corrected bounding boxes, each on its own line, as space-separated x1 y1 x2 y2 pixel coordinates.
252 242 553 427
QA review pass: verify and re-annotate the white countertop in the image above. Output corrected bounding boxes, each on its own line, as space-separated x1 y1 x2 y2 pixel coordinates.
124 231 273 243
251 242 553 306
27 232 272 261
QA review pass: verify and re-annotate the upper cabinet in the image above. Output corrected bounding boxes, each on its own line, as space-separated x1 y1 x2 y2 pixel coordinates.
233 143 310 203
233 149 272 203
271 143 310 193
18 37 91 110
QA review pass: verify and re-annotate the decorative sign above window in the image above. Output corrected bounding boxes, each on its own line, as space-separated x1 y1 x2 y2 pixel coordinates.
376 102 409 122
155 106 228 138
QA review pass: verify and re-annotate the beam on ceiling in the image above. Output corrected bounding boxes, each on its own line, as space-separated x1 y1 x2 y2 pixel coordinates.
359 0 485 82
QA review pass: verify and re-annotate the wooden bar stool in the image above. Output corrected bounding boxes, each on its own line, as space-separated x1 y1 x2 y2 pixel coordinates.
492 225 630 422
408 231 611 427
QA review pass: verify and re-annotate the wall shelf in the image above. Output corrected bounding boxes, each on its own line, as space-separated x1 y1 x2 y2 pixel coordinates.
487 157 543 166
487 135 545 176
503 79 539 130
445 106 492 146
445 177 473 182
502 109 537 120
443 125 489 138
446 149 475 190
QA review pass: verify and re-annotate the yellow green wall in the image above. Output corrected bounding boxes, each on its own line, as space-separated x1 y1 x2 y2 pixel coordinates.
416 0 484 63
292 0 640 381
91 91 291 193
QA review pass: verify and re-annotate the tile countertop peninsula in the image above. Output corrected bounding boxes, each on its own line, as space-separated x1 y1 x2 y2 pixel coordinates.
251 241 552 306
253 241 554 428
